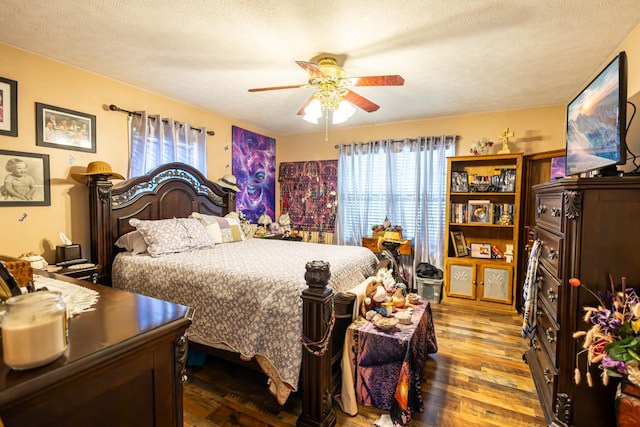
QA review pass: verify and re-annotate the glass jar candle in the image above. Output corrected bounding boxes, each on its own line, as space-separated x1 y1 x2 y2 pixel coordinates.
2 291 68 370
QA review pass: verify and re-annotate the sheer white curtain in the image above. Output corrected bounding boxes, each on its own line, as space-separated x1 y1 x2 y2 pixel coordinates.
336 135 456 269
128 111 207 177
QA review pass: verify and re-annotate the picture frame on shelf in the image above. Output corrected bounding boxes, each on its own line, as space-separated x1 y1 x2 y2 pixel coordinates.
450 230 468 257
35 102 96 153
468 200 491 223
498 168 517 192
470 243 492 259
0 77 18 137
450 171 469 192
0 149 50 206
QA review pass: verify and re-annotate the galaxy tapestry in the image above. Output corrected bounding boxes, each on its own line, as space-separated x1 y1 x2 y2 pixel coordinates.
232 126 276 223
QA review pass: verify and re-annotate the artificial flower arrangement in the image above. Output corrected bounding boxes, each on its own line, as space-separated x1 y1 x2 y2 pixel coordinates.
572 276 640 387
470 137 494 155
236 211 254 237
371 217 403 236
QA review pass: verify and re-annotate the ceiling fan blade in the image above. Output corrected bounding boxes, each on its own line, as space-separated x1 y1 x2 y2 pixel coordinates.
343 90 380 112
296 95 315 116
348 75 405 87
248 84 306 92
296 61 325 78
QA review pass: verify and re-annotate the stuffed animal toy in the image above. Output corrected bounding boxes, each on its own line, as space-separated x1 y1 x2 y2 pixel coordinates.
361 280 389 319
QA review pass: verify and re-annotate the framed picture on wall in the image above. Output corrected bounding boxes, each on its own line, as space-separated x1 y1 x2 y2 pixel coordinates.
0 77 18 137
0 149 50 206
35 102 96 153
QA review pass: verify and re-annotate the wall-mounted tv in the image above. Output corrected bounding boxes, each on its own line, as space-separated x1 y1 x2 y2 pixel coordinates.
565 51 627 177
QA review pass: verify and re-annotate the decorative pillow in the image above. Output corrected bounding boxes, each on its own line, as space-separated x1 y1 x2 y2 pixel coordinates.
221 215 246 242
190 212 223 243
129 217 215 257
115 230 149 255
191 212 245 243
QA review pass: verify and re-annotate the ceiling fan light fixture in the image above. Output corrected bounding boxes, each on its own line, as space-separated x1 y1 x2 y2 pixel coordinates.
303 98 322 123
332 100 356 124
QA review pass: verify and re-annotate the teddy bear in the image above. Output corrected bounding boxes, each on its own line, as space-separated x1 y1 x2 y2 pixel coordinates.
361 280 389 320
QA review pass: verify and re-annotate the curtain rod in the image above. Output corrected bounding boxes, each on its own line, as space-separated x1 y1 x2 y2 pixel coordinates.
334 135 458 149
108 104 215 136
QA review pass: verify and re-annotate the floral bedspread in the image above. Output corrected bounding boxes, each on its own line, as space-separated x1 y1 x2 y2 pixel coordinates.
112 238 378 403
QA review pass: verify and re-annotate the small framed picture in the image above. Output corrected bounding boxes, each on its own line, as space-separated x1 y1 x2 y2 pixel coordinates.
35 102 96 153
470 243 492 259
0 77 18 137
0 149 51 206
468 200 491 223
450 171 469 192
450 230 468 257
498 168 517 192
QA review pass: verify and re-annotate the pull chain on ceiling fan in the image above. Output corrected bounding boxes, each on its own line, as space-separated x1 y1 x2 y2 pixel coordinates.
248 57 404 131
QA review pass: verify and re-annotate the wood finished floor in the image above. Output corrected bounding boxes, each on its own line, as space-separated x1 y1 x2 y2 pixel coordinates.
183 303 546 426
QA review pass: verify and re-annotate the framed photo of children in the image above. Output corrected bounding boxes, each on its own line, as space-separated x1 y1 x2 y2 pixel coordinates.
0 77 18 137
35 102 96 153
0 150 50 206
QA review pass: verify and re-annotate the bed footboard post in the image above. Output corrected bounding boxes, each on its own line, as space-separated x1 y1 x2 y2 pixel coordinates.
88 175 113 284
297 261 337 427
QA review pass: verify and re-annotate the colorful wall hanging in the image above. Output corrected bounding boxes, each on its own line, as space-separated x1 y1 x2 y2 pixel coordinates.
279 160 337 233
232 126 276 223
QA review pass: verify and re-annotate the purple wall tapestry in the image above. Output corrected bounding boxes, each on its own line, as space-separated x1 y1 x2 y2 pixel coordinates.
278 160 338 233
232 126 276 223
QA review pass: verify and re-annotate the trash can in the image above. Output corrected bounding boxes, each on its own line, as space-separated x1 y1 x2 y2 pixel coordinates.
416 277 443 304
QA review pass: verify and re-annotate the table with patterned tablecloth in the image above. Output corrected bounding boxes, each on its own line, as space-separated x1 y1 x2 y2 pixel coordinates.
339 300 438 426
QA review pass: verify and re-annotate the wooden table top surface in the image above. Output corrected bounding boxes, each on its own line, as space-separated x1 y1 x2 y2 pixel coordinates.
0 270 193 400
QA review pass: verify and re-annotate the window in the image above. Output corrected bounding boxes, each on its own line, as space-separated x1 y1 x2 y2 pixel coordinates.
128 111 207 178
336 136 455 268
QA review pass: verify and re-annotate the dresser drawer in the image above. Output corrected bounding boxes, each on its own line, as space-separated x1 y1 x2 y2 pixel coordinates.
537 265 560 320
535 302 558 366
526 345 556 418
536 227 563 279
536 193 563 232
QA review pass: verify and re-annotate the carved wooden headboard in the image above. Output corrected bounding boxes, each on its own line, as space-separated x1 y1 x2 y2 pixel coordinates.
87 162 234 284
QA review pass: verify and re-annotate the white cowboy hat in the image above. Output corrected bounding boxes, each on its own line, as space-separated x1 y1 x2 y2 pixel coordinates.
216 174 240 192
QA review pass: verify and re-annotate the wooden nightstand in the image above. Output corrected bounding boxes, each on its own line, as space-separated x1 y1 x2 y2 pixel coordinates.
361 237 412 256
56 264 100 283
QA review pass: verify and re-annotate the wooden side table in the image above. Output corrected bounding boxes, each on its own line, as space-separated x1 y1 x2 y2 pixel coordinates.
55 264 101 283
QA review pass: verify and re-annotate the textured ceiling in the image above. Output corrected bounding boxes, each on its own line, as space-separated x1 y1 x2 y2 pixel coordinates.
1 1 640 136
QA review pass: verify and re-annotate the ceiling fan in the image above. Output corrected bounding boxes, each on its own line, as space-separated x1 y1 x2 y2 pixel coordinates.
248 57 404 122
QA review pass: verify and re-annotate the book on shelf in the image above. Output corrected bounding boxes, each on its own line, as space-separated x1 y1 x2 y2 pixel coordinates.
451 202 514 225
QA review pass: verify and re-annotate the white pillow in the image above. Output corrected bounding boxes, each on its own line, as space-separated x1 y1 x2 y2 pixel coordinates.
115 230 148 255
129 217 215 257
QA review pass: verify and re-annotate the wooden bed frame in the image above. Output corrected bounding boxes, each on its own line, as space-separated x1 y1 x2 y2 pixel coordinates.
86 162 357 427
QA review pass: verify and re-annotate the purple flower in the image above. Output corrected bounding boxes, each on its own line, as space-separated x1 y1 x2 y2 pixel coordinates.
602 356 628 375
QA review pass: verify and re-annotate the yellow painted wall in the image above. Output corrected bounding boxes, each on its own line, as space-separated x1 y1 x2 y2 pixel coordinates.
0 43 275 262
1 21 638 262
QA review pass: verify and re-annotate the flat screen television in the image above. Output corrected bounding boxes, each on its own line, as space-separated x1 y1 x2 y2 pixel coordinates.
565 51 627 177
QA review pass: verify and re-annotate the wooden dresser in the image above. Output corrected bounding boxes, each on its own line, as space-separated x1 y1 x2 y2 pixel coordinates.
0 271 193 427
525 177 640 426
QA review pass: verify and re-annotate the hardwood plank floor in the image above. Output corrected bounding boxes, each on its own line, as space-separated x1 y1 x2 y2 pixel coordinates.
183 302 546 426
